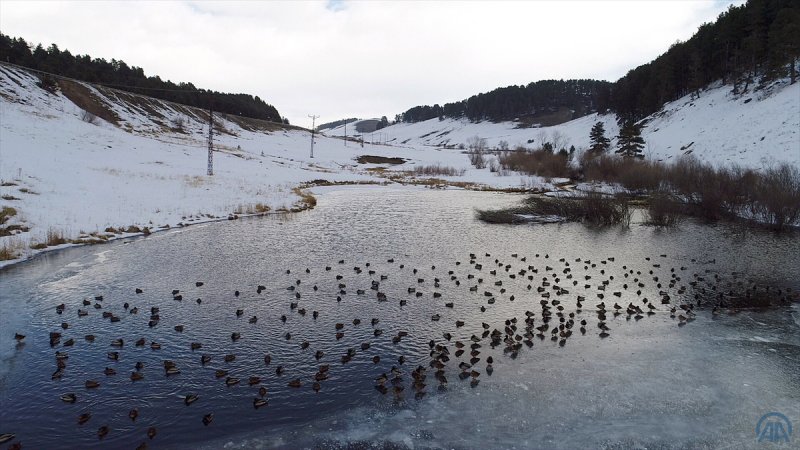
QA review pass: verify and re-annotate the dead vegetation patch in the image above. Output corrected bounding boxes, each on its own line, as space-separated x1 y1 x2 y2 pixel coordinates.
356 155 406 165
57 79 120 125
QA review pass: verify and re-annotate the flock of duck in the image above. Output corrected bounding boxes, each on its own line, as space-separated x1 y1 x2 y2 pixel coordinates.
3 250 795 449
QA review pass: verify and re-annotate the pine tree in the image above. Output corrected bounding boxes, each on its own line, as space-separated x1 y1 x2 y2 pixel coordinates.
616 121 645 159
588 121 611 155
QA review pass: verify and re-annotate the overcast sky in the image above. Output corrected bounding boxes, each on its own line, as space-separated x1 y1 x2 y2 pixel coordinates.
1 0 743 126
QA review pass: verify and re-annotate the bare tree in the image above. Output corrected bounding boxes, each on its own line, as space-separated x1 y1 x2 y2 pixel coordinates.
551 130 569 152
467 135 487 169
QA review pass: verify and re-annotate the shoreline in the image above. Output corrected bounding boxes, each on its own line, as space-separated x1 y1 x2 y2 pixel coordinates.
0 180 565 271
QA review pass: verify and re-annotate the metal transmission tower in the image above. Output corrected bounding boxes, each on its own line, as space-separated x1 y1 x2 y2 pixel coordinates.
207 101 214 176
308 114 319 158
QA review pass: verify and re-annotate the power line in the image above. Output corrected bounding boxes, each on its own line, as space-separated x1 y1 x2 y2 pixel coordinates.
308 114 319 158
207 102 214 176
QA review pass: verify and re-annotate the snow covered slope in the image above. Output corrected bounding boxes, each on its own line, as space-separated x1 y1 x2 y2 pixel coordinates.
326 79 800 168
0 65 555 266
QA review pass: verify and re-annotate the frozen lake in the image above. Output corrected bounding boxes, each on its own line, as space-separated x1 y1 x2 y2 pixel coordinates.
1 187 798 449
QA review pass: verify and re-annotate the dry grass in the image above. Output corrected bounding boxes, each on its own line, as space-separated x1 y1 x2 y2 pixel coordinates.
0 237 25 260
291 188 317 211
412 164 465 176
223 113 299 133
57 79 120 125
184 176 208 188
0 206 17 225
234 203 272 215
45 227 68 246
356 155 405 165
2 195 21 201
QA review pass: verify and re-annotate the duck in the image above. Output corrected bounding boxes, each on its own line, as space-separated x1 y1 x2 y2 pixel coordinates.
248 376 261 386
225 377 240 386
130 372 144 381
78 413 91 425
202 413 213 426
253 398 268 408
288 379 302 388
85 380 100 388
129 408 139 420
97 425 109 439
147 427 157 439
61 393 77 403
184 394 199 405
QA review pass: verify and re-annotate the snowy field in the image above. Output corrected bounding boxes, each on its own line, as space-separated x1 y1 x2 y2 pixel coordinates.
1 63 798 267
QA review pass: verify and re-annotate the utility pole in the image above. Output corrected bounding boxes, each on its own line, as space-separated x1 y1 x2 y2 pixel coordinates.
207 99 214 176
308 114 319 158
344 120 347 146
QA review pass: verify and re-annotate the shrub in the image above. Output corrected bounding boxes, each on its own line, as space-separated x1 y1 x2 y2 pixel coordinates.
750 163 800 230
37 75 58 93
582 154 665 192
81 110 98 124
580 192 631 226
498 148 572 179
171 116 186 132
413 164 466 176
478 193 630 226
468 151 486 169
643 191 684 226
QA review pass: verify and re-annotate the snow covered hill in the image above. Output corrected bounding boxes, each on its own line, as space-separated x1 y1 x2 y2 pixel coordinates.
0 64 554 266
326 79 800 168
